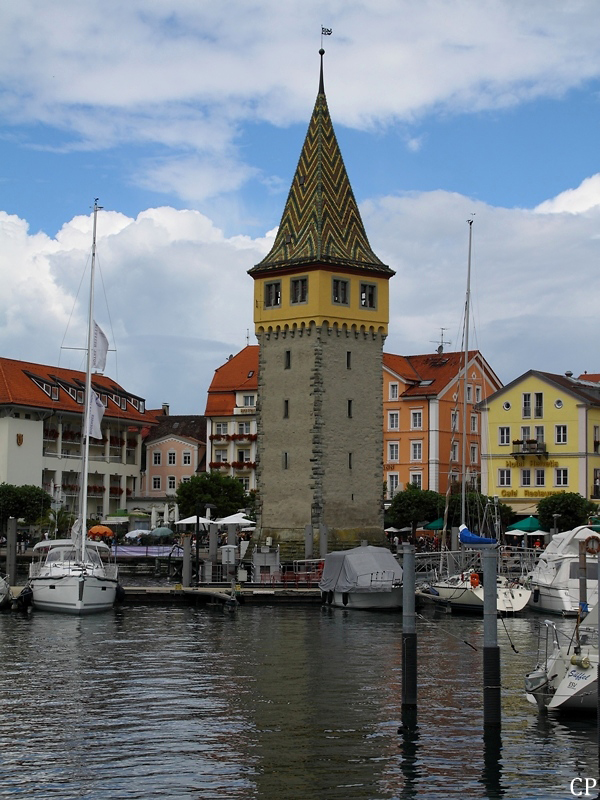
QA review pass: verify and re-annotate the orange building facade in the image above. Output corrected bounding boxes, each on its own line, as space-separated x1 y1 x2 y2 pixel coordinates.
382 350 503 499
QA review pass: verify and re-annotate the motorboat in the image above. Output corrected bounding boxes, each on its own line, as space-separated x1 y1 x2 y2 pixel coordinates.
0 574 12 608
28 201 119 614
528 525 599 616
418 526 534 614
319 545 403 610
28 537 118 614
525 605 598 712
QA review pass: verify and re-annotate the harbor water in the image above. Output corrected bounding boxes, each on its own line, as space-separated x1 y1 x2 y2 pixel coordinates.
0 603 597 800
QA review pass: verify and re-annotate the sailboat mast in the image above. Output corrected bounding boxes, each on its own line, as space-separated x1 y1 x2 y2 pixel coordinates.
80 199 101 557
460 218 473 527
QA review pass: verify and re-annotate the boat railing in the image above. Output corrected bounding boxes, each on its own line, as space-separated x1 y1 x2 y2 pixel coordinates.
409 546 537 586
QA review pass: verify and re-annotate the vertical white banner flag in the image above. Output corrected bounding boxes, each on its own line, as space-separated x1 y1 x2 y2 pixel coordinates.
91 321 108 371
88 391 105 440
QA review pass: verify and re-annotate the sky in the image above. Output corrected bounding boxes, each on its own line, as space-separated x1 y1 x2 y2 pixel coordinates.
1 0 599 414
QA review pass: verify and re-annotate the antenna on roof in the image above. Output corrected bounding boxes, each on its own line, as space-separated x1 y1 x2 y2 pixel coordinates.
430 327 451 354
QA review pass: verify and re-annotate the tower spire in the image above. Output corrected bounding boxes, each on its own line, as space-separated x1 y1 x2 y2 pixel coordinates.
250 51 393 277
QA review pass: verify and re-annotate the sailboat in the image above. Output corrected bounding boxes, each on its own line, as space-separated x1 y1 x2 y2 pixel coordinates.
28 201 119 614
421 221 532 613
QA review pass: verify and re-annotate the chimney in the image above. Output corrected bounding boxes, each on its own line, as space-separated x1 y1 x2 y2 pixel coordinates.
162 403 170 416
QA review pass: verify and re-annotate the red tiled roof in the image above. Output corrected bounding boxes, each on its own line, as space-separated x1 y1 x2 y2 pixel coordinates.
205 346 259 416
383 350 501 398
0 356 153 426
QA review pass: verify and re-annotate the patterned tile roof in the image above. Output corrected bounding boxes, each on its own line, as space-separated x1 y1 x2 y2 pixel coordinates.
205 346 259 416
0 356 152 425
249 51 393 277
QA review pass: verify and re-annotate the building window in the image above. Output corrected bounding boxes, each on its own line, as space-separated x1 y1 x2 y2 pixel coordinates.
283 452 289 469
410 472 422 489
238 477 250 491
152 476 161 490
555 468 568 487
475 386 482 403
243 395 255 407
360 283 377 308
535 426 544 444
388 442 399 462
283 399 289 418
389 383 399 400
521 425 531 441
290 277 308 304
215 422 228 435
498 469 511 487
521 468 531 487
183 452 191 465
470 414 478 433
466 385 472 403
534 392 543 418
168 476 176 490
153 451 161 466
388 411 399 430
284 350 291 369
238 449 250 462
411 410 422 430
555 425 567 444
388 474 399 497
346 351 351 369
215 449 228 463
499 426 510 446
451 442 458 462
168 451 176 466
522 393 531 418
347 399 353 418
411 441 422 461
238 421 251 435
332 278 349 305
470 443 478 463
451 411 458 432
182 476 191 483
535 469 545 487
348 452 353 469
265 281 281 308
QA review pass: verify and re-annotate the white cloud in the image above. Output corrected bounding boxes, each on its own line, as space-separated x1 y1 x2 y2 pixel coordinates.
1 1 600 201
2 193 599 412
535 174 600 214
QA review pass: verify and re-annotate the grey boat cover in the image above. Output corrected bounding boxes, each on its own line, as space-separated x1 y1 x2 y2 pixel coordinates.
318 545 403 594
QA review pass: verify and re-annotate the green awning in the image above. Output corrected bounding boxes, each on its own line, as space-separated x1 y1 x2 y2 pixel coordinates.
423 517 445 531
506 516 542 533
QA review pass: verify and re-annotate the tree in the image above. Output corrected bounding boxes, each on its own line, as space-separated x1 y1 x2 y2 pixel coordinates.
0 483 52 532
537 492 597 533
385 485 444 536
176 472 248 520
15 485 52 525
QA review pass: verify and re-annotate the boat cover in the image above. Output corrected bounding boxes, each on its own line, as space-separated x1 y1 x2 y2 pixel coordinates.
459 524 497 549
318 545 402 593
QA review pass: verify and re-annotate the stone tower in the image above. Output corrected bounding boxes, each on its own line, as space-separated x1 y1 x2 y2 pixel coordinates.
248 50 395 555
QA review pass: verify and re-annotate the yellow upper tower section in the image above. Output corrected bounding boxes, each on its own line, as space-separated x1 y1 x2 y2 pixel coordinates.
248 50 394 335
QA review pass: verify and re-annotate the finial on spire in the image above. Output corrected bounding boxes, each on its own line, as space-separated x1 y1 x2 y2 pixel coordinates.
319 48 325 94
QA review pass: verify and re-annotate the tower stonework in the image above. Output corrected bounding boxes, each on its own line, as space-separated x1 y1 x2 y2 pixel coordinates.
249 51 395 554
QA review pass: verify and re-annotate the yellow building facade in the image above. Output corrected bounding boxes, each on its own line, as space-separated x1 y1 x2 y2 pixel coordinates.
479 370 600 514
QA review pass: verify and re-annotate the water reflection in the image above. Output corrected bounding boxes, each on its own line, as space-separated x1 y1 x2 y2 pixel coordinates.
0 604 598 799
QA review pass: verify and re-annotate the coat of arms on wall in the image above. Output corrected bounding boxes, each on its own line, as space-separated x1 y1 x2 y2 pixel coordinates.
16 434 23 446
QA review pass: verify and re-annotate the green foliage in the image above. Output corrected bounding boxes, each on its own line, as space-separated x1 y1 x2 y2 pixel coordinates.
385 485 444 533
0 483 52 530
537 493 597 533
176 472 248 520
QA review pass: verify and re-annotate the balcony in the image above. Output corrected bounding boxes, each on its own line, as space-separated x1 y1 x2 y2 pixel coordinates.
511 440 548 458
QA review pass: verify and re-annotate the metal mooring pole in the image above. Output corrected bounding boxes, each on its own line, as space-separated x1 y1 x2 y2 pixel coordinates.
401 543 417 709
482 548 501 730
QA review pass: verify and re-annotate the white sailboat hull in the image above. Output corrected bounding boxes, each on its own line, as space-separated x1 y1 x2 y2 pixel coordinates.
427 575 531 613
31 574 117 615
